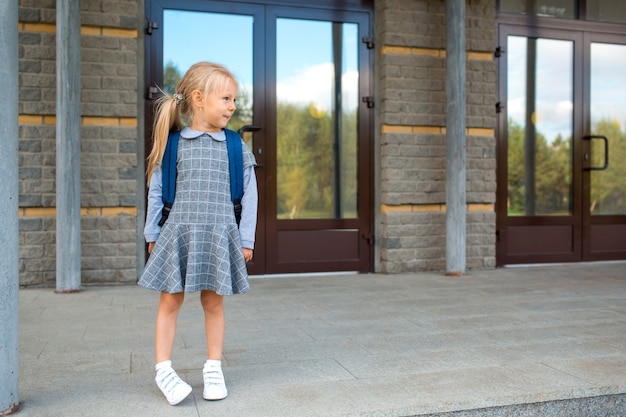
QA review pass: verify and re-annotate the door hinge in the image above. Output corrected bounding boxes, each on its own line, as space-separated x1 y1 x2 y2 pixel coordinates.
146 86 159 100
362 37 375 49
495 102 505 113
146 21 159 35
362 96 374 109
362 233 374 246
494 46 504 58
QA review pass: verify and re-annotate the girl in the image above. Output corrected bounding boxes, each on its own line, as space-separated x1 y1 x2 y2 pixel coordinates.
139 62 257 406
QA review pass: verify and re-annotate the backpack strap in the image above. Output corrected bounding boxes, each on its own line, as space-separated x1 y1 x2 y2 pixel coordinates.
225 129 244 226
158 130 180 227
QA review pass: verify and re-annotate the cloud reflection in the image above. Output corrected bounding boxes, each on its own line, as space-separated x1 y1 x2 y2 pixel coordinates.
276 63 359 113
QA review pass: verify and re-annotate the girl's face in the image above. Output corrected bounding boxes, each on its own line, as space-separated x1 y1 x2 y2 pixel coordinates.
190 77 237 132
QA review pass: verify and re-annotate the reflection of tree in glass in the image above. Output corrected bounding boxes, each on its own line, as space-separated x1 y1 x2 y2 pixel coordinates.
277 102 357 219
507 120 572 216
507 118 626 216
163 60 180 94
590 119 626 214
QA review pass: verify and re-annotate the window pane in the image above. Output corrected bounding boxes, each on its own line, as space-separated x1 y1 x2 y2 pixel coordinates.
507 36 574 216
587 0 626 23
499 0 576 19
276 19 359 220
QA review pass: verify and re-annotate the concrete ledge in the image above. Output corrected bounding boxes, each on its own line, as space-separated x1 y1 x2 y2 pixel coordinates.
418 394 626 417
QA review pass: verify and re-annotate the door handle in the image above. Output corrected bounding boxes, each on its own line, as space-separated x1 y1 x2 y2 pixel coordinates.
237 125 262 135
237 125 263 167
582 135 608 171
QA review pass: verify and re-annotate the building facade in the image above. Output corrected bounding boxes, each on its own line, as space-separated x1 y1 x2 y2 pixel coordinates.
15 0 626 287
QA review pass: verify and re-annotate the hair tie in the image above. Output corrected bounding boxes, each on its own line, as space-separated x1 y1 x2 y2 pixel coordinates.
173 93 183 104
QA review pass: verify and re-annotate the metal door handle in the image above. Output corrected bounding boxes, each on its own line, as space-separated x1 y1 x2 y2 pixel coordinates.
583 135 608 171
237 125 263 167
237 125 262 135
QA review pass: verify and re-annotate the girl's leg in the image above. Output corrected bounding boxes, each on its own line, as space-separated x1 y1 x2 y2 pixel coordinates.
200 290 228 400
155 291 185 363
153 291 191 406
200 290 225 360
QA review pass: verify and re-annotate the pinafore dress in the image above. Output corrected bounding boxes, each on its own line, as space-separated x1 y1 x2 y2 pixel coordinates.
139 131 255 295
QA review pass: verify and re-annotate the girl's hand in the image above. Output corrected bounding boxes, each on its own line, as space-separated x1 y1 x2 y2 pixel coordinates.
147 242 155 254
242 248 253 263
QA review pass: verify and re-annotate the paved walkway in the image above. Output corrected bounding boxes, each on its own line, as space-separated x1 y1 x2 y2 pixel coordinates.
16 262 626 416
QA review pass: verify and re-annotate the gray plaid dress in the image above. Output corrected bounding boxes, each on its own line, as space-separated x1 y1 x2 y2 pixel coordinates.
139 132 255 295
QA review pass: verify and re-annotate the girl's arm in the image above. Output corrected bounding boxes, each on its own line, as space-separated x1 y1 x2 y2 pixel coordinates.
144 165 164 243
238 165 258 250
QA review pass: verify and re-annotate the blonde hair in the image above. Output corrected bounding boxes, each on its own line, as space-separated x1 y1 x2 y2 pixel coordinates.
146 62 238 184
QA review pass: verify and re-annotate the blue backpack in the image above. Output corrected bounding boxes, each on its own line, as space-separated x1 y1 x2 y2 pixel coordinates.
158 129 244 227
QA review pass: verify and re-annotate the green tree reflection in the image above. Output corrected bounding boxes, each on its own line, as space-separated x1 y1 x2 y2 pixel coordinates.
508 118 625 215
277 102 357 219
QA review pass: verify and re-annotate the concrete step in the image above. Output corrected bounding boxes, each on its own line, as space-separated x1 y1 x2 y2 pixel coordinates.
414 394 626 417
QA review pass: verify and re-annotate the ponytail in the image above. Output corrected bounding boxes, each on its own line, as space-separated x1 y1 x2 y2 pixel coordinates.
146 93 183 185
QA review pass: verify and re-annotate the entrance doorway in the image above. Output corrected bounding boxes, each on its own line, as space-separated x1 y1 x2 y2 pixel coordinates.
144 1 374 274
496 25 626 264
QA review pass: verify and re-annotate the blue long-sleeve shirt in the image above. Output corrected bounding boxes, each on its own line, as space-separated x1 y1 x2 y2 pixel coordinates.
143 132 258 250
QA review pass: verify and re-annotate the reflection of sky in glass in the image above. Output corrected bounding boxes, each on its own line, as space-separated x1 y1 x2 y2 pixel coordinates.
163 10 253 94
277 19 358 112
591 43 626 131
507 36 573 143
508 36 626 140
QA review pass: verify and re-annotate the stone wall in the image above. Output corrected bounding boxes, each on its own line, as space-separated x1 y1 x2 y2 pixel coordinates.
375 0 497 273
17 0 141 287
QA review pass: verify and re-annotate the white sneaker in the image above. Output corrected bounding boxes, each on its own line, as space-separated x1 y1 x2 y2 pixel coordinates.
155 362 192 406
203 360 228 400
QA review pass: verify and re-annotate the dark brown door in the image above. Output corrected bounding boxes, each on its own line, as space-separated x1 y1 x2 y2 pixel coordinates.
582 33 626 261
496 25 626 265
145 0 374 274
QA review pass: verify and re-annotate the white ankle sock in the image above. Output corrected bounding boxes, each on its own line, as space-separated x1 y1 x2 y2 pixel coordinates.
204 359 221 368
156 360 173 372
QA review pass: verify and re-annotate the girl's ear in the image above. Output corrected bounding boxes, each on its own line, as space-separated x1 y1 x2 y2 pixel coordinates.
191 90 204 108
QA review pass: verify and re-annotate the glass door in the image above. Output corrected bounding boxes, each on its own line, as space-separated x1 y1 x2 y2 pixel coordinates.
266 8 372 273
496 25 626 264
497 27 582 264
583 36 626 260
145 0 374 274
